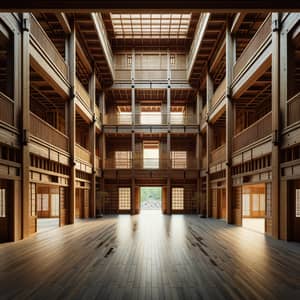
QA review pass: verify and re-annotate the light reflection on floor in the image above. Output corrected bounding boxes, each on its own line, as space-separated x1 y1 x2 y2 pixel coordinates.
37 218 59 232
243 218 265 233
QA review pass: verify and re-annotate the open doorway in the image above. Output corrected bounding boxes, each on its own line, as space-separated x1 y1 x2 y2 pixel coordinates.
140 187 162 212
36 185 60 232
242 184 265 233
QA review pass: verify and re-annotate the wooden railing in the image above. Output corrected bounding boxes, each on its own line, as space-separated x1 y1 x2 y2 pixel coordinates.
75 144 91 163
233 14 271 79
0 92 13 125
30 112 69 151
29 14 68 78
76 78 91 108
103 113 197 125
211 144 226 164
94 105 101 123
233 112 272 152
287 92 300 126
210 78 226 109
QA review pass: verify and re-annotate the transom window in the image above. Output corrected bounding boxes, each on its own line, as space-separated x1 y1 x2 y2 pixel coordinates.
110 14 191 39
118 187 131 210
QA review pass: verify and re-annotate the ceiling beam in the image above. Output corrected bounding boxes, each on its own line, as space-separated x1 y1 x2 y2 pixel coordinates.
55 13 71 34
1 1 299 11
231 12 246 34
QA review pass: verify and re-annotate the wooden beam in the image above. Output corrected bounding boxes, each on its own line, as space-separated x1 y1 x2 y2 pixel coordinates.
55 13 71 34
76 39 92 74
231 13 246 34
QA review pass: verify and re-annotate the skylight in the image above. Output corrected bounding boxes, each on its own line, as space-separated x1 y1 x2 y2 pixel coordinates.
110 14 191 39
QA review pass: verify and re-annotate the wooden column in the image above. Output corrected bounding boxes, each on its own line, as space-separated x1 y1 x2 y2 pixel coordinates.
21 13 31 238
206 73 214 218
68 19 76 224
225 20 234 224
271 13 281 239
131 49 136 214
89 68 96 218
131 132 135 214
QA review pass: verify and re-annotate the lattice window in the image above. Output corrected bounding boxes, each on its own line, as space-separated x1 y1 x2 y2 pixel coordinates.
266 183 272 218
172 187 184 210
118 187 131 210
0 188 6 217
51 194 59 217
37 194 49 212
171 151 187 168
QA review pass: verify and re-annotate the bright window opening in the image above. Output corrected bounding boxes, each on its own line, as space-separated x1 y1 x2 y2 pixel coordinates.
119 187 131 210
117 106 132 124
143 141 159 169
172 187 184 210
170 106 185 124
110 14 191 39
0 188 6 218
140 106 161 124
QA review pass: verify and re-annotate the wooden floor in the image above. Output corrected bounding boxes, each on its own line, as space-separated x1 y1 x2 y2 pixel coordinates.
1 214 300 300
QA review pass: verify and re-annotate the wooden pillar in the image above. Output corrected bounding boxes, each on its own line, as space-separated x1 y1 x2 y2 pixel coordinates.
131 49 136 214
167 177 171 214
167 50 171 126
89 67 96 218
68 19 76 224
131 132 135 214
131 49 135 125
225 19 234 224
271 13 281 239
21 13 31 238
206 73 213 218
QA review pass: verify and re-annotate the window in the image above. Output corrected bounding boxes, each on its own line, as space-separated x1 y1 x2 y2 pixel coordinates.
172 187 184 210
296 189 300 218
37 194 49 212
140 106 161 124
0 22 13 98
117 106 132 124
30 183 36 216
51 194 59 217
115 151 132 168
143 141 159 169
119 187 131 210
171 151 187 168
0 188 6 217
170 106 185 124
242 194 250 216
266 183 272 218
110 14 191 39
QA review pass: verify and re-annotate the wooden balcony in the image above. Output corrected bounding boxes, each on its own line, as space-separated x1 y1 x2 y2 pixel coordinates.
76 78 91 109
0 92 14 126
75 144 91 163
211 144 226 164
29 14 68 79
233 14 271 79
287 92 300 126
30 112 69 151
233 112 272 152
210 78 226 109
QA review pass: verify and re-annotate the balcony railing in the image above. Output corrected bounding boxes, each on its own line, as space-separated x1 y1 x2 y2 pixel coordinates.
75 144 91 163
211 144 226 164
0 92 14 125
210 78 226 109
30 112 69 151
233 112 272 152
76 78 91 109
287 92 300 126
233 14 271 79
29 14 68 78
103 113 197 125
104 158 198 169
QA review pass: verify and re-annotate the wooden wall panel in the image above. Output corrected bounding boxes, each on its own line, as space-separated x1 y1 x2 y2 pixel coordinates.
232 186 242 225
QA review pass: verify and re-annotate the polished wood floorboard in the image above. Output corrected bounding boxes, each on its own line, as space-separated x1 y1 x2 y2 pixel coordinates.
1 214 300 300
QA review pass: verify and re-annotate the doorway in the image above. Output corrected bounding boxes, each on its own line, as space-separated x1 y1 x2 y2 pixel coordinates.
0 179 13 243
140 187 162 212
242 184 266 233
36 185 60 232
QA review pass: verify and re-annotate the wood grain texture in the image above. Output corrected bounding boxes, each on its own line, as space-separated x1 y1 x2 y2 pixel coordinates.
0 215 300 299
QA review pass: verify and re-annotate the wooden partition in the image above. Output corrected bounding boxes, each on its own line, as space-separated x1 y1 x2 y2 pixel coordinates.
0 92 14 125
29 14 68 78
210 78 226 109
75 144 91 163
30 112 69 151
232 186 242 225
211 144 226 164
287 92 300 126
233 112 272 151
76 77 91 108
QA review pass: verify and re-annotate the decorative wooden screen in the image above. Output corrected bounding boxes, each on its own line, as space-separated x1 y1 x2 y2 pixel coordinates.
118 187 131 210
172 187 184 210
